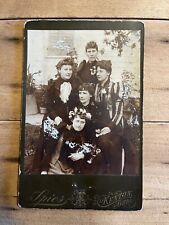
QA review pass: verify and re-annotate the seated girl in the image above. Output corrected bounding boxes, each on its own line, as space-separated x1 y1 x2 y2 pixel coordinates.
76 83 111 143
48 107 102 175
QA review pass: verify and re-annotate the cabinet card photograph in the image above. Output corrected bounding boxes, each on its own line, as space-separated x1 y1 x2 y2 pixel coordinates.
19 20 144 210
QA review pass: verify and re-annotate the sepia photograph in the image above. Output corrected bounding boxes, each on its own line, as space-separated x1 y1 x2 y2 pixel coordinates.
23 26 142 176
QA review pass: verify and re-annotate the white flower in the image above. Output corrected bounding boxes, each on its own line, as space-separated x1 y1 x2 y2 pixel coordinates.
86 112 92 120
101 88 107 94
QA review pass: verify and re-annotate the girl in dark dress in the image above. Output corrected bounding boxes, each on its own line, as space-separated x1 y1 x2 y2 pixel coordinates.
49 107 102 175
32 58 78 174
77 83 111 143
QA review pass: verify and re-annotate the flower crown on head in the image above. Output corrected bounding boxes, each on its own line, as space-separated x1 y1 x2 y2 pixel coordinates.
69 107 91 120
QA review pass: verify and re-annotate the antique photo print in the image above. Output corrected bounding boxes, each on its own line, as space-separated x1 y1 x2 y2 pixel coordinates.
19 20 143 209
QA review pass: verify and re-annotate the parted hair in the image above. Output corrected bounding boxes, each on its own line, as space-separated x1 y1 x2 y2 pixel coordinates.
79 83 95 96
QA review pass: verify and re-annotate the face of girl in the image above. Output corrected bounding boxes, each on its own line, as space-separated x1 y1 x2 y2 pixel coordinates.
96 66 109 83
86 48 98 62
79 90 92 106
59 64 73 80
72 115 86 131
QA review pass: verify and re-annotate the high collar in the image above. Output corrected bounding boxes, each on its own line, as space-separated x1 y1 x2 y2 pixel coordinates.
98 77 110 88
87 60 97 65
57 76 72 83
54 76 72 88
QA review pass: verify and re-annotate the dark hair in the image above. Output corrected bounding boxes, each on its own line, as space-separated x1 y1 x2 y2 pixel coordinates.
79 83 95 96
85 41 98 52
97 60 112 74
56 58 73 70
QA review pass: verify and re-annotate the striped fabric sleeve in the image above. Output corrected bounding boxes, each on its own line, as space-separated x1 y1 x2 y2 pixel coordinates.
113 81 120 98
113 80 125 99
108 98 124 130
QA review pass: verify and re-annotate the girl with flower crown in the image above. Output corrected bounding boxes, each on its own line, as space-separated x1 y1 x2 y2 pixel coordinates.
48 107 102 175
